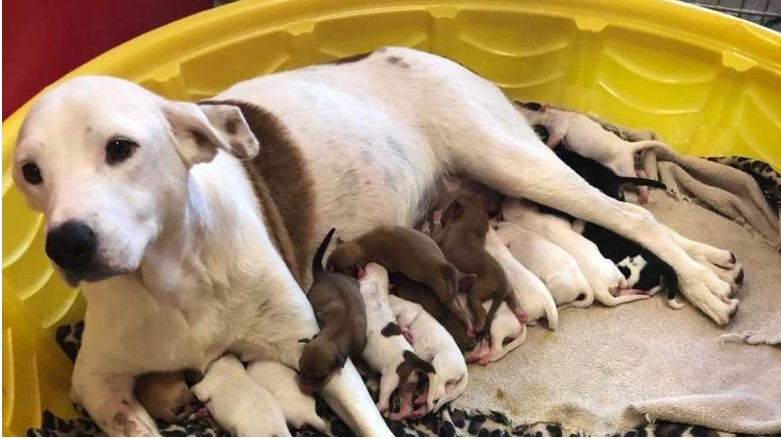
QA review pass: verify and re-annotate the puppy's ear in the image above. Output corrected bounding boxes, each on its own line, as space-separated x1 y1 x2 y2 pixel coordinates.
334 353 347 368
161 101 259 167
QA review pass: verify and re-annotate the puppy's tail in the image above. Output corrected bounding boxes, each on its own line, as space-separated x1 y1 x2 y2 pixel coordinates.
617 176 666 190
627 139 672 156
425 371 437 412
432 372 469 413
539 286 559 331
312 228 336 282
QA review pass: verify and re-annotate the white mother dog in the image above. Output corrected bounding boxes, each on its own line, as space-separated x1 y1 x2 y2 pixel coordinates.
12 47 740 436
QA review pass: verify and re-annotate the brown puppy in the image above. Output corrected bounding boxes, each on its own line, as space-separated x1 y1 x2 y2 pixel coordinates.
299 228 367 392
434 193 525 336
326 225 474 337
135 371 199 422
389 273 477 351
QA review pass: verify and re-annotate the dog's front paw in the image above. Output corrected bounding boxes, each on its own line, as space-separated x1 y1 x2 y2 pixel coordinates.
680 267 739 326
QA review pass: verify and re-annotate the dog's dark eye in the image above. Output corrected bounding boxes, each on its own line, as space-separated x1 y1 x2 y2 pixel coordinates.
105 138 138 165
21 162 43 185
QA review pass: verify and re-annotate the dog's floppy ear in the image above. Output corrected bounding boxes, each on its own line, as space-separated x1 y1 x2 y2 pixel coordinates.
161 101 259 167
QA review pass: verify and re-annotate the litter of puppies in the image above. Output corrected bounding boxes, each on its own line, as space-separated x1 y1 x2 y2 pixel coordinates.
136 100 718 425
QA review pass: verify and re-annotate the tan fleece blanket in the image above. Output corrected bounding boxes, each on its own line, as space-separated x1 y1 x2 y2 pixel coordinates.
452 112 781 435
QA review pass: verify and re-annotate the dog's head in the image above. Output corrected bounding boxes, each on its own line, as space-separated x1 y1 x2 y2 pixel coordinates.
12 76 260 286
326 237 364 278
297 337 345 392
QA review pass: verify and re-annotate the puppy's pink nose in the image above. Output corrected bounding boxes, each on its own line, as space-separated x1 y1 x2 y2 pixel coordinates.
357 267 367 279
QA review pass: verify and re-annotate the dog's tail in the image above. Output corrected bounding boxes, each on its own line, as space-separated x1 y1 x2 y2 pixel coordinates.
311 228 336 282
432 371 469 413
539 286 559 331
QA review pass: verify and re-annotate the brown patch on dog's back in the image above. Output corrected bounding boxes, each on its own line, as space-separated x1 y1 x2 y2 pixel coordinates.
199 100 315 285
381 322 403 337
328 51 373 65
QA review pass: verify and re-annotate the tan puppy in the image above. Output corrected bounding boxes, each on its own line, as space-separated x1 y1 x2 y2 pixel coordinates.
134 371 198 423
299 228 367 392
327 225 474 337
434 193 526 336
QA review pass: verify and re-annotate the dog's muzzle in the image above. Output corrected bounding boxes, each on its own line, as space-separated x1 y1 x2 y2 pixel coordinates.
46 220 104 284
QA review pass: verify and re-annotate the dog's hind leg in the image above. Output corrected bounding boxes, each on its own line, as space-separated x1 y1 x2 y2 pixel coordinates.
443 101 737 325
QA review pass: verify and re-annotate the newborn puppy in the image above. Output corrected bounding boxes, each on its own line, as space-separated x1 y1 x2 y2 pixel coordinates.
327 225 473 337
359 263 436 417
299 228 367 392
247 361 328 433
484 227 558 330
502 198 648 307
553 147 666 203
434 193 526 335
492 220 593 309
192 355 290 437
533 148 680 307
389 295 468 414
390 272 476 351
517 102 672 203
577 221 682 308
135 371 198 423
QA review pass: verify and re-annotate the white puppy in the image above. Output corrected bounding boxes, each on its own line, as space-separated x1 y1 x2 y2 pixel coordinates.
247 361 328 433
12 46 739 436
193 355 290 437
463 228 555 365
359 263 435 418
493 220 594 309
516 103 673 203
502 198 648 307
485 227 558 329
389 295 468 413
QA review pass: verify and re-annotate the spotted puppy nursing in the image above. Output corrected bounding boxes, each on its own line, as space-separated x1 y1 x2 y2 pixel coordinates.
389 295 468 414
299 228 367 392
390 273 476 351
358 262 436 419
327 225 474 337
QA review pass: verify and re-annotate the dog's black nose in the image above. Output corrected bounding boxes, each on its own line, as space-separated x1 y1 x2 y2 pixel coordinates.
46 221 97 271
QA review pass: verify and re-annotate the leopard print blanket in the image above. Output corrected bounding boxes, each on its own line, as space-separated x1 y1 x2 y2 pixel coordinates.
28 321 738 437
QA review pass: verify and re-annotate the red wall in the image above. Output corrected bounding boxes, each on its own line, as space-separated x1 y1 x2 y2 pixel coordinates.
3 0 213 119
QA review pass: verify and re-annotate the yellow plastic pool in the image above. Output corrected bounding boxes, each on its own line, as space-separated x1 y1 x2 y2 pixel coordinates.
3 0 780 434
